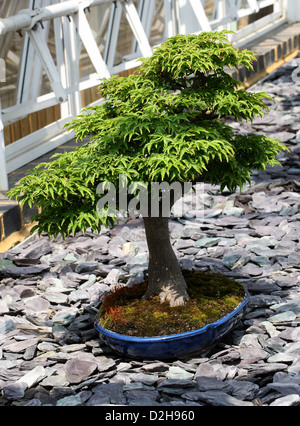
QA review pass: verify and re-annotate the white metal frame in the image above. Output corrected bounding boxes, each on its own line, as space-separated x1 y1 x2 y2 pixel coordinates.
0 0 287 190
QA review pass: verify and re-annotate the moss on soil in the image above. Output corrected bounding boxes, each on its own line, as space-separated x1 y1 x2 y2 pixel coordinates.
98 269 246 337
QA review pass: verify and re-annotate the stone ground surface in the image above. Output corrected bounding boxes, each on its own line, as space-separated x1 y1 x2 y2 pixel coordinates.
1 56 300 407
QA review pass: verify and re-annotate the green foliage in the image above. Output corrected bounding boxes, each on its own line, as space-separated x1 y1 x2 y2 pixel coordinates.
8 31 287 238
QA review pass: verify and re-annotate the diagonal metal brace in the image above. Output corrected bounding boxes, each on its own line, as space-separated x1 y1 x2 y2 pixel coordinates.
247 0 259 13
27 23 67 103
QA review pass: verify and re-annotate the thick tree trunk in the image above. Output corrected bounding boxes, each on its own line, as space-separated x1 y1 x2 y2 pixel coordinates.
143 216 190 307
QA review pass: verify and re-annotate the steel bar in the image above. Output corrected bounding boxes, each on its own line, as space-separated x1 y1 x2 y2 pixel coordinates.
0 0 112 35
0 100 9 191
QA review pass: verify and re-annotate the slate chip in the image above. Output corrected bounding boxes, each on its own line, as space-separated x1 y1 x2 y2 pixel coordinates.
2 59 300 406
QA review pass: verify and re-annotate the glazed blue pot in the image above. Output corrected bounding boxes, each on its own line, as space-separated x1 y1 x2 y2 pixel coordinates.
94 293 249 359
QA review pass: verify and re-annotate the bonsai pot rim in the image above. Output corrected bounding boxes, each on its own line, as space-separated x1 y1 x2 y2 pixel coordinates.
94 292 249 359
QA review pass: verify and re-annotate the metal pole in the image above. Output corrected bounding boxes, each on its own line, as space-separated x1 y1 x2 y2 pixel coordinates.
104 1 123 68
76 8 110 78
123 0 153 58
0 0 112 35
0 100 9 192
28 24 67 103
188 0 211 32
284 0 300 22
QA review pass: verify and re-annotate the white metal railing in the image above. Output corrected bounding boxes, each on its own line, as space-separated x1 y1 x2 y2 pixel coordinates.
0 0 289 190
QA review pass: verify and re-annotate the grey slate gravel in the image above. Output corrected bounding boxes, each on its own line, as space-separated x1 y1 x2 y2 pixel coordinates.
2 55 300 406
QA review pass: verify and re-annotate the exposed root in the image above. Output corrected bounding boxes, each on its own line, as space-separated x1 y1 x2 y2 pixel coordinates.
143 285 190 307
159 287 190 307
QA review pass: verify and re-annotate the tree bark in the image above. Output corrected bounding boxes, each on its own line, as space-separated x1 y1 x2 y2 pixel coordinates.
143 216 190 307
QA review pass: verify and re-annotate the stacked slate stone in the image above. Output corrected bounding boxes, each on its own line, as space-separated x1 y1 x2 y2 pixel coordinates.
1 55 300 406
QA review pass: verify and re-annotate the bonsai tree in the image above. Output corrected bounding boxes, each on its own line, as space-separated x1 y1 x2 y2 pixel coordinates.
9 31 286 307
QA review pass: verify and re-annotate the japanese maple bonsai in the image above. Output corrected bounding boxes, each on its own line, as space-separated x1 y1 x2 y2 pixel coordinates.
9 31 286 312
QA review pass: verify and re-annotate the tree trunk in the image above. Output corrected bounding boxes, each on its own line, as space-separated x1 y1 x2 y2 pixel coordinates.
143 216 190 307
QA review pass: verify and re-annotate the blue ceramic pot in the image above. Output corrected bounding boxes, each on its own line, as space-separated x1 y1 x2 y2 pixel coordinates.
94 293 249 360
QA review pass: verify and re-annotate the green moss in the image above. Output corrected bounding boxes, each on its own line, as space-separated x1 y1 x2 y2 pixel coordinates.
98 270 246 337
